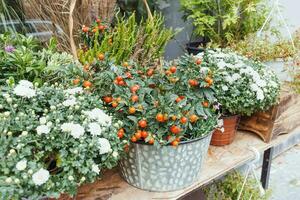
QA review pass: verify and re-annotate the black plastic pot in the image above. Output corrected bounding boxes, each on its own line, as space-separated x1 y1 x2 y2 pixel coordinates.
186 38 209 55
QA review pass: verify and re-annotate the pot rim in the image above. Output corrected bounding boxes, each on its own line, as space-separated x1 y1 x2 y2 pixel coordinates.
133 131 213 146
221 114 240 119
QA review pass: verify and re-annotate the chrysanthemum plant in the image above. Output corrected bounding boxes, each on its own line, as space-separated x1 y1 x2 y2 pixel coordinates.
198 49 280 116
76 56 219 147
0 81 122 199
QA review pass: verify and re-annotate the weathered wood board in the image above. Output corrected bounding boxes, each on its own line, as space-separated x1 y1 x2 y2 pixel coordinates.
73 127 300 200
238 85 300 142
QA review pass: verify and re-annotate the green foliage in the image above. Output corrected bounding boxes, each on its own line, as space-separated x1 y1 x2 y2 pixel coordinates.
0 81 122 199
230 33 298 62
78 13 174 66
0 33 83 85
205 172 271 200
180 0 269 47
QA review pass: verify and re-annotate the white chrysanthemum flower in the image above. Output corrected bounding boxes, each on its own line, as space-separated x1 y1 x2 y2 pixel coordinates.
256 89 264 100
62 96 77 107
65 87 83 95
250 83 259 92
222 85 228 91
61 123 73 132
225 76 234 84
88 122 102 136
39 117 47 125
70 124 85 138
84 108 112 126
36 125 50 135
98 138 112 154
16 159 27 171
19 80 34 88
61 123 84 138
217 61 227 69
13 84 36 98
232 73 241 81
256 79 266 87
92 164 100 174
32 168 50 186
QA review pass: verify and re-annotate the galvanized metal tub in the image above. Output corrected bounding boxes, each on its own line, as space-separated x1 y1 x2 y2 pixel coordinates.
119 133 212 192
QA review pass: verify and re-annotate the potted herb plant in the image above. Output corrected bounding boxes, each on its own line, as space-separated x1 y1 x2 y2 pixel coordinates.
198 49 280 146
0 81 122 199
230 32 299 82
79 54 218 191
180 0 269 54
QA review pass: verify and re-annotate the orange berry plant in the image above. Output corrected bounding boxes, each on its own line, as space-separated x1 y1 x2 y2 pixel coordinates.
85 54 219 146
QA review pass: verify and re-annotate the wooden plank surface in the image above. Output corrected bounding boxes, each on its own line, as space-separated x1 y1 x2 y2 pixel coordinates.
76 127 300 200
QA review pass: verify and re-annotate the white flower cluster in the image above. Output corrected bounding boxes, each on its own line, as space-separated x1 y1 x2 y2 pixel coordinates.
202 49 280 115
13 80 36 98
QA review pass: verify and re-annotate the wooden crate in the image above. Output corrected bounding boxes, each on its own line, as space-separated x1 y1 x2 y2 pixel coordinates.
238 85 300 142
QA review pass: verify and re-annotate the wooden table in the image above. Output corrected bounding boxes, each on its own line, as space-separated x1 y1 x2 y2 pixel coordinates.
77 127 300 200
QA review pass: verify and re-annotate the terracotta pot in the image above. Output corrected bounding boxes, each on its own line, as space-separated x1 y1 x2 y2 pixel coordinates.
211 115 240 146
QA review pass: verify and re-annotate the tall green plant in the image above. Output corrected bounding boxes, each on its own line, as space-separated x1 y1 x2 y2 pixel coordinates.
180 0 269 47
78 13 174 66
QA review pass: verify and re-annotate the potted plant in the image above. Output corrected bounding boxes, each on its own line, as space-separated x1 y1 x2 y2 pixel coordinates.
0 80 122 199
198 49 280 146
180 0 270 54
81 53 218 191
230 32 299 82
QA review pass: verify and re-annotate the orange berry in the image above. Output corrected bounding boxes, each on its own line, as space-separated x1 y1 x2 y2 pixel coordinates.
156 113 164 122
123 62 129 67
112 101 118 108
131 95 139 102
170 125 181 134
98 53 105 61
98 25 105 31
103 96 113 103
171 140 179 147
170 66 177 73
148 137 155 145
138 120 147 128
128 107 136 114
82 26 89 33
189 114 198 123
171 115 177 121
196 59 202 65
176 97 182 103
83 81 92 88
202 101 209 108
180 117 188 124
131 136 137 142
130 85 139 93
117 130 124 138
135 131 142 140
141 131 148 138
146 69 154 76
116 76 123 82
73 78 80 85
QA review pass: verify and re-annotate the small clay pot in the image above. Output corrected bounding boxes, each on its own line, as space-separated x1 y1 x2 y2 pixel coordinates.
211 115 240 146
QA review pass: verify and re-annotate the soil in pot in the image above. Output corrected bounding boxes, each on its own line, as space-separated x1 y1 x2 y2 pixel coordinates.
119 133 212 192
211 115 239 146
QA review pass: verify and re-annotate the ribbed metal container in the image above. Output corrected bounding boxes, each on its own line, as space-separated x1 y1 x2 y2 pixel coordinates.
119 133 212 192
